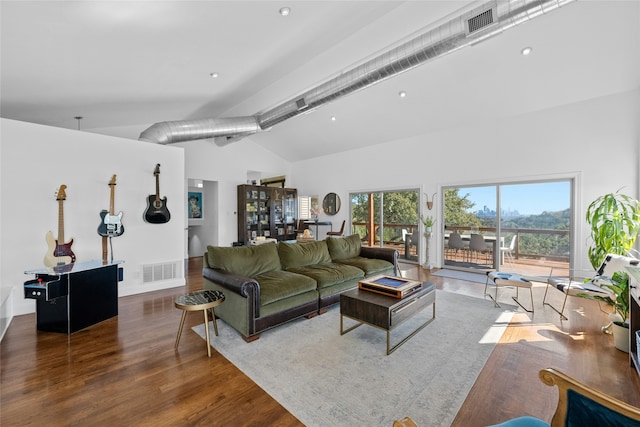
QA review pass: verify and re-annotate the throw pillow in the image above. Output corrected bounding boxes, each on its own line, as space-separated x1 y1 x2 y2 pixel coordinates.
326 234 361 260
207 243 281 277
278 240 332 269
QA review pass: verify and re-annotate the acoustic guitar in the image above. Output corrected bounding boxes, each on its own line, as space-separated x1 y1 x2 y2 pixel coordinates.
44 185 76 267
144 163 171 224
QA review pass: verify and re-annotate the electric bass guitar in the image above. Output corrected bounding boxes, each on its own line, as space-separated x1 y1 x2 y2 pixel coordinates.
44 185 76 267
98 174 124 237
144 163 171 224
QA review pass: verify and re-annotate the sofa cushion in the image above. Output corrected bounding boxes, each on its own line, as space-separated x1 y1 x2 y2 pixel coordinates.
206 243 281 277
255 270 318 306
287 263 364 289
335 256 394 277
278 240 332 269
326 234 361 260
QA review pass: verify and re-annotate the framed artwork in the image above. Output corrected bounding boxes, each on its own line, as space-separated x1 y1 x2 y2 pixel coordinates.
188 192 203 219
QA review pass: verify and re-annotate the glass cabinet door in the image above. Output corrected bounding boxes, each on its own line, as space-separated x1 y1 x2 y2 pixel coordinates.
258 189 271 238
283 189 297 240
244 187 259 241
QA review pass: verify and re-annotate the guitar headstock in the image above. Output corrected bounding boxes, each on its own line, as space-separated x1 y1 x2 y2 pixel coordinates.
109 175 117 186
153 164 161 176
56 185 67 201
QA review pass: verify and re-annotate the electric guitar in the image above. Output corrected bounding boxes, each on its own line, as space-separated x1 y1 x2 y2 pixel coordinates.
144 163 171 224
44 185 76 267
98 175 124 237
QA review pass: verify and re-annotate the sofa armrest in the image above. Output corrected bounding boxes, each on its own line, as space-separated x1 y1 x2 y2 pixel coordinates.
202 267 261 316
360 246 399 275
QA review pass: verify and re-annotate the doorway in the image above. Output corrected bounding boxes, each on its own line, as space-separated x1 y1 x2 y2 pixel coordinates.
187 179 218 259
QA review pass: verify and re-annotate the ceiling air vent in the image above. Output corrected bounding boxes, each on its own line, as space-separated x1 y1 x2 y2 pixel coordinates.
295 98 308 111
465 5 497 35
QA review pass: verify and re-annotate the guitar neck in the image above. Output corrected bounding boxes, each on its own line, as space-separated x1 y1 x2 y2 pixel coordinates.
110 184 116 215
155 174 161 202
57 199 65 243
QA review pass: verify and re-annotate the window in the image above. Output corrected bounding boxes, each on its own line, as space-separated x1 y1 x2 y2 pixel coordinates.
298 195 319 220
443 180 572 277
350 189 420 262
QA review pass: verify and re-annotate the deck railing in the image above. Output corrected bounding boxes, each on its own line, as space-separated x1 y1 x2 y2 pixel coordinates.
352 222 570 264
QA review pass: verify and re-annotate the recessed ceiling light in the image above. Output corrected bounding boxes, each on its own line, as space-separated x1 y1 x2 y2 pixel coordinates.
330 116 336 121
209 72 219 78
398 91 407 98
521 46 533 56
279 7 291 16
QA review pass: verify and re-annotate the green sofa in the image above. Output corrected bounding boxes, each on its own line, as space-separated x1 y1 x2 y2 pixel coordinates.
203 234 398 342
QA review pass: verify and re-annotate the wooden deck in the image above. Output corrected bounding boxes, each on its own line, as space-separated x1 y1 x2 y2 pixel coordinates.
382 240 570 278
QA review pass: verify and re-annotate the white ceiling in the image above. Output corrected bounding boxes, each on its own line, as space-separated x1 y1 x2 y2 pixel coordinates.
1 1 639 162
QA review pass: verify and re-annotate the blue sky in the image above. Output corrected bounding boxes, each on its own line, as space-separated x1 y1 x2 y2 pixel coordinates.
456 181 570 215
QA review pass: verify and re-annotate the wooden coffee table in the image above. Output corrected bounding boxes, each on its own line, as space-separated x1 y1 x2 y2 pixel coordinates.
340 282 436 355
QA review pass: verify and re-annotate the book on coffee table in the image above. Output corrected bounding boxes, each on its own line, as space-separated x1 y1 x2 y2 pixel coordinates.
358 275 423 299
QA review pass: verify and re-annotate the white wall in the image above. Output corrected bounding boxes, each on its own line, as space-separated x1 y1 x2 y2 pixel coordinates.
179 139 292 247
291 90 640 269
0 119 186 334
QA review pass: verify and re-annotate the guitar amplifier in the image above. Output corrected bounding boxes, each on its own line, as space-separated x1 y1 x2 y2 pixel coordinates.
24 274 68 301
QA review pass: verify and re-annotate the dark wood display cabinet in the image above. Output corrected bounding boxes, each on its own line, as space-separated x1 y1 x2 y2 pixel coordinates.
237 185 297 245
24 260 123 334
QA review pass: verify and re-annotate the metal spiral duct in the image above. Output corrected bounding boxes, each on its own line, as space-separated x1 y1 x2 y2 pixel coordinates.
139 0 575 145
138 116 259 145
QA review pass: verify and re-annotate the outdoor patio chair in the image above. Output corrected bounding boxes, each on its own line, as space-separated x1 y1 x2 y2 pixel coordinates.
446 232 466 261
469 233 492 266
500 235 517 265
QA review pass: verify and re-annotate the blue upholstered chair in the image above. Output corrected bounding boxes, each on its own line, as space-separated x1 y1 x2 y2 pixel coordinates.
488 416 549 427
487 368 640 427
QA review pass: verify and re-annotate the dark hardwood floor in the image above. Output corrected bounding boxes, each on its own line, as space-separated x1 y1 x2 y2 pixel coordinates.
2 258 639 426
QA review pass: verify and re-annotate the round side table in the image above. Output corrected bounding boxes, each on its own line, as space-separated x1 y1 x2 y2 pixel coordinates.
174 289 225 357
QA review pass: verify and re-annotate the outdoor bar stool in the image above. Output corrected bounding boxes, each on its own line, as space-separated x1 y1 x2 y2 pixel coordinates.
485 271 534 312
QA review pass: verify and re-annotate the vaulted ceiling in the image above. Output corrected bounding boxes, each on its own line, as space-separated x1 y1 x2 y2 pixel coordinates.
1 1 639 162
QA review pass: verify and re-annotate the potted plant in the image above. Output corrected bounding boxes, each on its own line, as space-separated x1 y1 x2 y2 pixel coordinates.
580 270 630 351
585 190 640 270
583 190 640 352
421 215 434 233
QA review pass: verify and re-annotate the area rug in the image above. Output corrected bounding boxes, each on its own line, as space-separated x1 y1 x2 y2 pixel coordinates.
431 269 489 284
192 290 514 427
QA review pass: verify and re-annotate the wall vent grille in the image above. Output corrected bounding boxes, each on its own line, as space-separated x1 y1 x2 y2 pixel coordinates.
295 98 308 111
142 261 181 284
467 8 495 34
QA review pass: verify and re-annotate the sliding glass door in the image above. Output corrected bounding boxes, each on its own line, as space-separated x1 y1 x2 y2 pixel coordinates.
443 180 572 277
351 189 420 262
444 186 497 271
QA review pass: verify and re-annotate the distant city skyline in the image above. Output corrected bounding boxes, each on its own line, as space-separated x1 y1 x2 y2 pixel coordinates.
456 181 570 216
